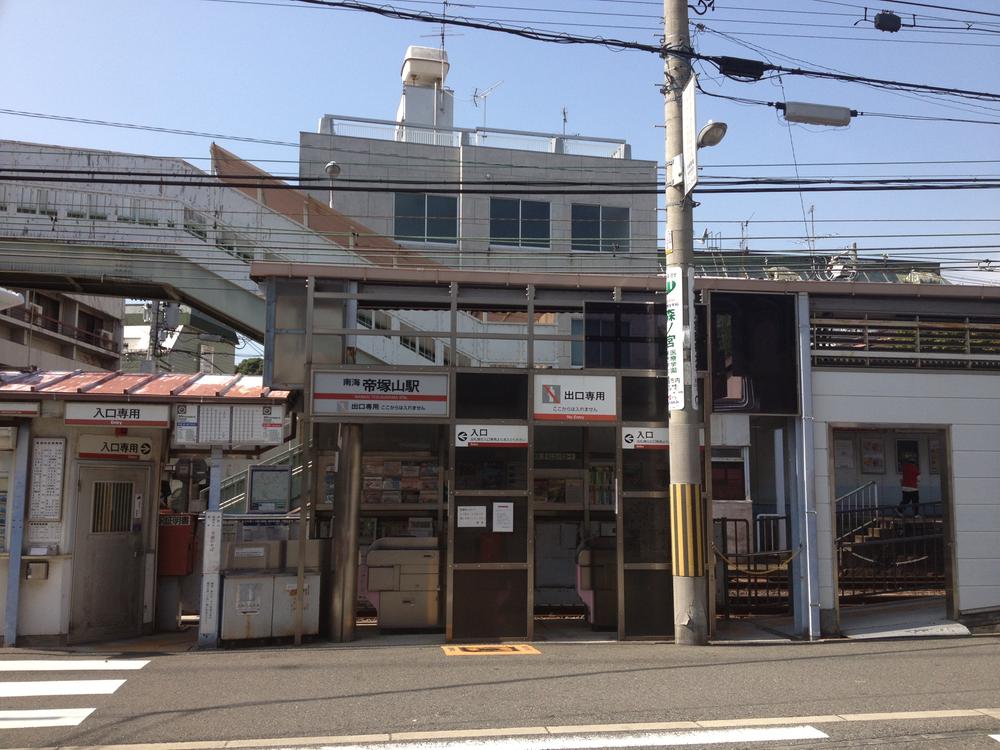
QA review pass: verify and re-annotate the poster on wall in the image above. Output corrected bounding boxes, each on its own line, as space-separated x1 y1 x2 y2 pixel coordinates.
456 505 487 528
896 439 920 472
492 502 514 533
29 437 65 520
928 438 942 475
860 438 885 474
834 439 855 470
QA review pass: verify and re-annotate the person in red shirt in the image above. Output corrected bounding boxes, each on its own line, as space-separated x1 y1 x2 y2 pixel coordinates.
896 460 920 516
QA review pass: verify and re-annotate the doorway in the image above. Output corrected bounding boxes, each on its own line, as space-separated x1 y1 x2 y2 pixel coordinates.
70 463 151 643
832 429 950 619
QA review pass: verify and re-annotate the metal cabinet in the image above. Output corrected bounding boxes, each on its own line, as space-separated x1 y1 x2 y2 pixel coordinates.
365 537 441 630
221 575 274 640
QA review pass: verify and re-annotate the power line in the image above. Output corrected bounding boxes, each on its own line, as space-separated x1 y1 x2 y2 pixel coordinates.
280 0 1000 103
877 0 1000 19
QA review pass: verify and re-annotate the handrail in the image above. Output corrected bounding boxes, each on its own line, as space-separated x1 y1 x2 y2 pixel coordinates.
835 480 879 507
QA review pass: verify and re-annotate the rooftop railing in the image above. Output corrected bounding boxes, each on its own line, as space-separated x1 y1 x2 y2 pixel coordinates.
812 316 1000 370
320 114 631 159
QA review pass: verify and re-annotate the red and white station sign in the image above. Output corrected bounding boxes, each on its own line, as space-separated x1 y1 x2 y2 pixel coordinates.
313 372 449 417
78 435 154 461
533 375 616 422
455 425 528 448
622 427 668 450
65 402 170 427
0 402 39 416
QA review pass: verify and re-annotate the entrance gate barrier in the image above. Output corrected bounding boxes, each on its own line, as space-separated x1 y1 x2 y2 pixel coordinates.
713 516 795 617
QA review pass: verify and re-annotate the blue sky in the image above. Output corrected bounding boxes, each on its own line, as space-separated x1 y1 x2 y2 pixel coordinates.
1 0 998 287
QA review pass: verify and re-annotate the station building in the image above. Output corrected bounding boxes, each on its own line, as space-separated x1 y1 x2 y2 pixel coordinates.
252 262 1000 641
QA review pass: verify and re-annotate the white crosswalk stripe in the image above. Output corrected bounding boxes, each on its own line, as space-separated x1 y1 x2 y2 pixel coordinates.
0 659 149 671
0 679 125 697
989 734 1000 742
0 708 96 729
0 658 147 731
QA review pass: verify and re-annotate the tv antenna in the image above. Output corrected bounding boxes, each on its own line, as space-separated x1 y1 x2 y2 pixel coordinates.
472 80 503 129
562 106 568 135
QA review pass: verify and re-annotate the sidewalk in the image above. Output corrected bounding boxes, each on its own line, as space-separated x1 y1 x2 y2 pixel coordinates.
5 596 970 656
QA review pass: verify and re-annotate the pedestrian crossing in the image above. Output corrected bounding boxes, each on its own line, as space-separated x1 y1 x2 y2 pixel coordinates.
0 658 148 731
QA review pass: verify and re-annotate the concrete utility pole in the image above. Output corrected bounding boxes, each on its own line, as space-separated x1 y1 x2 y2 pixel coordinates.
664 0 708 645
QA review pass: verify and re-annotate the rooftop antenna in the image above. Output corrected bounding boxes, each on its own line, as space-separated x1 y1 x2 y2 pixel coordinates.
807 204 816 255
562 106 568 135
418 1 461 66
472 80 503 129
740 215 753 254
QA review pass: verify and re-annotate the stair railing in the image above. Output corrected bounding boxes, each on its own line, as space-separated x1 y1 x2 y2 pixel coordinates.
835 480 880 541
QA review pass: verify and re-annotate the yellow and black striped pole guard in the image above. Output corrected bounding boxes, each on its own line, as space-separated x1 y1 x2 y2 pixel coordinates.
670 482 705 577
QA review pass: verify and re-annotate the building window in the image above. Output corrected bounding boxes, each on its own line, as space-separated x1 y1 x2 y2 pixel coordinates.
91 481 134 534
444 346 473 367
217 228 254 262
570 317 584 367
571 204 630 252
183 207 208 241
490 198 550 248
35 295 61 332
394 193 457 244
88 193 111 221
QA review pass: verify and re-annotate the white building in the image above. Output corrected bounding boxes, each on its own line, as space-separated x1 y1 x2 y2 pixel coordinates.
299 46 659 275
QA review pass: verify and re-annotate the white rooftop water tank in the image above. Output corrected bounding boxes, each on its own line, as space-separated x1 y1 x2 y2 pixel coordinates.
401 46 449 85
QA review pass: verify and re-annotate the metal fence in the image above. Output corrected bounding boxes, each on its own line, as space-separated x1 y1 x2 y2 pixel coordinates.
714 515 795 617
836 501 946 601
812 317 1000 370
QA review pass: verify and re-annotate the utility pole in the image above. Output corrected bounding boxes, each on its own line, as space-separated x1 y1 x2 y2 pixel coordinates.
142 300 162 374
664 0 708 645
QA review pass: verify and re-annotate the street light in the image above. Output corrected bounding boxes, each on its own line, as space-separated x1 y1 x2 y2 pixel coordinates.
696 120 728 149
324 160 341 208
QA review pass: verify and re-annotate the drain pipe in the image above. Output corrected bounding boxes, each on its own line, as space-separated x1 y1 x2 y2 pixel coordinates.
796 292 821 640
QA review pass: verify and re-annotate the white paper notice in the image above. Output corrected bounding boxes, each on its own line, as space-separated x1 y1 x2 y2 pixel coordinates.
456 505 487 528
492 502 514 533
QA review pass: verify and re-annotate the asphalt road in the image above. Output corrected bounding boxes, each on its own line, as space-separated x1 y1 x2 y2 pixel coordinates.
2 635 1000 749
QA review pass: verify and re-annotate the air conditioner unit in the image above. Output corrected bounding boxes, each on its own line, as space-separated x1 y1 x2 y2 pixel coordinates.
26 303 43 325
97 328 114 345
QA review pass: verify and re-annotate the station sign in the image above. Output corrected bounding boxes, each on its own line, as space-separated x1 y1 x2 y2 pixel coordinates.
78 434 154 461
66 402 170 427
313 371 449 417
665 267 685 411
455 425 528 448
0 401 39 416
622 427 668 450
172 404 285 446
533 375 616 422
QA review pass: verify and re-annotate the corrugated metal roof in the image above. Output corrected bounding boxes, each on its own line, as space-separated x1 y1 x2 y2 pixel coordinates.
0 371 291 403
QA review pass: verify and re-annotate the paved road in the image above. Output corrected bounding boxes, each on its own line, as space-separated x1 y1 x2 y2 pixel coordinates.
2 636 1000 749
